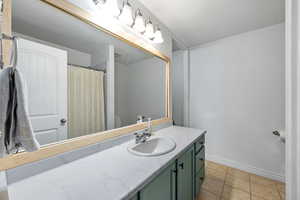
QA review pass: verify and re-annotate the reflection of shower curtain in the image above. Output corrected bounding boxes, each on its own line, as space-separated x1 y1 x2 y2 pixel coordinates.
68 65 105 138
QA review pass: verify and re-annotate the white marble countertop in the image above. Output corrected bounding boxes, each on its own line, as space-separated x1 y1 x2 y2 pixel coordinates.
8 126 206 200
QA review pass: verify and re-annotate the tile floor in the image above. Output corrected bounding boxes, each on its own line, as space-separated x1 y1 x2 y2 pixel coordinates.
198 161 285 200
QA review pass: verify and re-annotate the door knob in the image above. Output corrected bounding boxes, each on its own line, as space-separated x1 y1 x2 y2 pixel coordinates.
60 118 67 124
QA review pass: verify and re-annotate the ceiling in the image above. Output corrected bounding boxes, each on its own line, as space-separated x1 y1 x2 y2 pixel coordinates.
138 0 285 48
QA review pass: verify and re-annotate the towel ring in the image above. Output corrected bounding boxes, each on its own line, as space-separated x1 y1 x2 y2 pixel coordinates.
0 33 18 69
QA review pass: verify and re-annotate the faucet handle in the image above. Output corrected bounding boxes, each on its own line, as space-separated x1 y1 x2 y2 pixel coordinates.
137 115 145 123
134 130 144 136
134 132 141 136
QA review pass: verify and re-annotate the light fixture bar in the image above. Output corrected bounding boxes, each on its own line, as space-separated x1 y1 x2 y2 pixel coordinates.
92 0 164 43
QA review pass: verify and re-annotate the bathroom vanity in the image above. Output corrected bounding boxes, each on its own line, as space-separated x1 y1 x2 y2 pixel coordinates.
7 126 206 200
133 128 205 200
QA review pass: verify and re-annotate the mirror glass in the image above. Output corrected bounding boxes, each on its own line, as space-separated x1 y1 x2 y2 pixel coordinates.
12 0 166 146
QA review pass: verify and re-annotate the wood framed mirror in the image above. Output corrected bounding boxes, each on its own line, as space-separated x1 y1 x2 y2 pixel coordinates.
0 0 171 170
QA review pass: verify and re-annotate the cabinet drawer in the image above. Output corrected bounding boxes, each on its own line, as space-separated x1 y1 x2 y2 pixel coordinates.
195 135 205 152
195 148 205 173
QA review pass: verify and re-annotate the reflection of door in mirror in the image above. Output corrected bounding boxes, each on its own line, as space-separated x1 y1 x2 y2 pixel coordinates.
16 37 107 145
17 38 68 145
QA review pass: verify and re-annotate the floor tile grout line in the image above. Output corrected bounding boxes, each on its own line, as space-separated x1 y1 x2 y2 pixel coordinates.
204 161 228 199
219 166 228 199
224 168 251 194
203 163 224 199
249 172 253 200
275 183 283 200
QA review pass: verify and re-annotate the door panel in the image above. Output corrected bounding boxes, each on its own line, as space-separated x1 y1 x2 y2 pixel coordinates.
140 163 176 200
178 147 194 200
34 130 59 145
17 38 68 145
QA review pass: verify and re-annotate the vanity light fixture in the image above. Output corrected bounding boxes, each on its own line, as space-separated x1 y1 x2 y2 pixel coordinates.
119 0 134 26
153 26 164 44
145 19 155 39
105 0 120 17
92 0 164 43
133 9 146 33
93 0 105 9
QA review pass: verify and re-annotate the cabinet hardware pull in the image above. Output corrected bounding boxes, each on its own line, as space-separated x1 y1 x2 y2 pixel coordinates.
179 163 184 169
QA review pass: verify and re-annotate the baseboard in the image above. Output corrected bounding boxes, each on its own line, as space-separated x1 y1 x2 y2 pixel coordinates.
206 154 285 182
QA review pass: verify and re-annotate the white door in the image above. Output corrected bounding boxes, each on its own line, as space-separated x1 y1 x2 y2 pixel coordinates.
16 38 68 145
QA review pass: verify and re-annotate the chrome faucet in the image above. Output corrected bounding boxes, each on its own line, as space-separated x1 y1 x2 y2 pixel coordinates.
134 117 152 144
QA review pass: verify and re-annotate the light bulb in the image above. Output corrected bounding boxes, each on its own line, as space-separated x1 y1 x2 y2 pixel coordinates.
145 20 155 39
105 0 120 17
133 10 145 33
153 27 164 43
93 0 105 9
119 1 133 26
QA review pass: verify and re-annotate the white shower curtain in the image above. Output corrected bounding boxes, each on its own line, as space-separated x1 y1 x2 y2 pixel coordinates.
68 65 105 138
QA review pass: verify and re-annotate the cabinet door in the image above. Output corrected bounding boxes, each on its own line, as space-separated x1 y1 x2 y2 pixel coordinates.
140 163 176 200
177 146 194 200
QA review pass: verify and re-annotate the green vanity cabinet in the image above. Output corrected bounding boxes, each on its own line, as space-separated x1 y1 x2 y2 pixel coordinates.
140 163 176 200
177 147 194 200
138 134 206 200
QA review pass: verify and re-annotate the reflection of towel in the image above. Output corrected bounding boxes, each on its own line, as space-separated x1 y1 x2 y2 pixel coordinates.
0 68 40 157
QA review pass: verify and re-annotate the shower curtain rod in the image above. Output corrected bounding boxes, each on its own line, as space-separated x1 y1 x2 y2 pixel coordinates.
68 63 106 73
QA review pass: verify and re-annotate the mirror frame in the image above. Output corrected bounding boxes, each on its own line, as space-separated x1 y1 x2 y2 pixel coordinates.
0 0 172 170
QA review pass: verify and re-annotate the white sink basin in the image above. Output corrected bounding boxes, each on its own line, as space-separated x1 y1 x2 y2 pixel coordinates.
127 137 176 157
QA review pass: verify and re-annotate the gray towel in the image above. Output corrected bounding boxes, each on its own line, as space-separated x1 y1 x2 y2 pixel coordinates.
0 67 40 157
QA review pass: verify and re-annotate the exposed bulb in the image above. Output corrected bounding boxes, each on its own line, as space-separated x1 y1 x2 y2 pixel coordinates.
145 20 155 39
105 0 120 17
93 0 105 9
119 1 133 26
133 10 145 33
153 27 164 43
